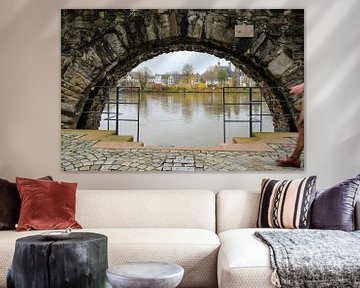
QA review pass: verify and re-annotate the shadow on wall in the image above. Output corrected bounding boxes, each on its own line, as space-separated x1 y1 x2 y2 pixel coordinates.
0 1 70 34
307 0 360 146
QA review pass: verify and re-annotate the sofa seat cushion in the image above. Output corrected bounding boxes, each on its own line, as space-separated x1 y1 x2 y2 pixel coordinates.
100 228 220 288
0 228 219 288
218 228 281 288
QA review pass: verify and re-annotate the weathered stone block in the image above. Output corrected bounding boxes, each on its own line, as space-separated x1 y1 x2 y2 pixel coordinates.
61 55 72 75
168 11 179 37
61 102 78 114
73 59 100 80
84 47 104 67
61 95 80 107
257 40 277 64
187 15 203 39
280 63 304 85
205 14 234 45
249 32 266 55
63 66 92 89
114 24 129 47
61 79 86 94
103 33 127 60
267 51 294 78
145 17 157 41
61 114 75 125
159 13 171 39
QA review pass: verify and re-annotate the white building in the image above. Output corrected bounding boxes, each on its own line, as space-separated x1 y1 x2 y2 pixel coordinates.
167 75 174 85
154 74 162 84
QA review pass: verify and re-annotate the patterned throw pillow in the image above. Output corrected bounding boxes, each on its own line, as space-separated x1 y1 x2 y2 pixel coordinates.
257 176 317 229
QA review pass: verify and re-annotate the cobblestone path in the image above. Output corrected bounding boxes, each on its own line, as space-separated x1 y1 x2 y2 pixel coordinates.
61 133 303 172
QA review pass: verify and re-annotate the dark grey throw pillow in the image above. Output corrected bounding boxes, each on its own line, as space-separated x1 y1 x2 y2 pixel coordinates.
0 179 20 230
311 174 360 231
0 176 53 230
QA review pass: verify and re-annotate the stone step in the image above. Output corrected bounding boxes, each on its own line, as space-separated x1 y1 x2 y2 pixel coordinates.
61 129 134 142
100 135 134 142
61 129 115 139
61 130 296 152
92 141 144 149
219 142 273 152
233 131 298 144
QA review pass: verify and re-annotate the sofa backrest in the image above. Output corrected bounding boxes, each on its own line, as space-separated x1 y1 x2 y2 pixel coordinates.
216 190 260 233
217 190 360 233
76 190 216 231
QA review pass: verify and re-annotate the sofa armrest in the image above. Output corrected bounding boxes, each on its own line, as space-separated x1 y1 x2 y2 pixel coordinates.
356 200 360 230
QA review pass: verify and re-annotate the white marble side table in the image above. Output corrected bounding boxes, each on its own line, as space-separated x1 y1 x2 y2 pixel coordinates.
106 262 184 288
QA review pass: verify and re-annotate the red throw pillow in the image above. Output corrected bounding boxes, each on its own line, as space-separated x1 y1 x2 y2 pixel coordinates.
16 177 82 231
0 176 53 230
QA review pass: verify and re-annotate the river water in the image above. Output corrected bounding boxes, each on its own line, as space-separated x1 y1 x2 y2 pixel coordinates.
99 92 274 147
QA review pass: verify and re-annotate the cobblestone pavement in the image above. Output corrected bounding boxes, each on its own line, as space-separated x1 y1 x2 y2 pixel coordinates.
61 134 304 172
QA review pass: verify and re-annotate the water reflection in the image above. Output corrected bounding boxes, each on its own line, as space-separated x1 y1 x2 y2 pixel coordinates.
100 92 274 147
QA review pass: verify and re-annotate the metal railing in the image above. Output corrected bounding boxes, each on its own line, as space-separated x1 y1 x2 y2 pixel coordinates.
82 85 291 145
83 86 140 142
222 86 272 142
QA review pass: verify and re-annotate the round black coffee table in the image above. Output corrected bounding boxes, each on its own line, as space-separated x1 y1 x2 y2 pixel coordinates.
106 262 184 288
7 232 108 288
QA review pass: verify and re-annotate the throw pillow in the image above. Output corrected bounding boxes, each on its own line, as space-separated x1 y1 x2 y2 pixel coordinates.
16 177 82 231
0 176 53 230
0 179 20 230
311 174 360 231
257 176 317 229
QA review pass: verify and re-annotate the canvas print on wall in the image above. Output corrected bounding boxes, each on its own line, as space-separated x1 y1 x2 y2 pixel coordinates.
61 9 304 172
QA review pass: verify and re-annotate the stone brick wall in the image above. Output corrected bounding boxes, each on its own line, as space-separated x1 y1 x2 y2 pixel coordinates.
61 9 304 131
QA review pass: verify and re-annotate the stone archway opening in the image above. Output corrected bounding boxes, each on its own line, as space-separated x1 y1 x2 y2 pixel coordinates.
61 9 303 135
93 50 276 147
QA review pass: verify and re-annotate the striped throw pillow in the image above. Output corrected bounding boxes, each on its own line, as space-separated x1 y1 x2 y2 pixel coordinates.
257 176 317 229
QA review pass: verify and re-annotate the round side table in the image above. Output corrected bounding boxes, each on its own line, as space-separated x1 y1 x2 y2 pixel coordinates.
106 262 184 288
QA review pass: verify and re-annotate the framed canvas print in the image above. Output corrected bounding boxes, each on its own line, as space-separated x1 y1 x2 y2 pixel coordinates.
61 9 304 172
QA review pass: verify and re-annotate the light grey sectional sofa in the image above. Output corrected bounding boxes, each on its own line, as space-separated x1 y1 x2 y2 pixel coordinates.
0 189 359 288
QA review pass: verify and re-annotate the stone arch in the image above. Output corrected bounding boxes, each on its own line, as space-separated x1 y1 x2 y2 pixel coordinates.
61 9 304 132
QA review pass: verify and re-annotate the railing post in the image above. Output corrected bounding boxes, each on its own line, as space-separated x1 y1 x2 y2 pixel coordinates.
223 87 226 143
116 87 119 135
107 87 110 130
137 87 140 142
260 88 263 132
249 87 253 137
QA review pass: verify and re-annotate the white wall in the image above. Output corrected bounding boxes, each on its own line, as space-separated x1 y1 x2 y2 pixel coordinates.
0 0 359 190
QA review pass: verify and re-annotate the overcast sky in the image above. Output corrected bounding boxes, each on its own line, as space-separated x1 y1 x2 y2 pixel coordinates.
134 51 233 74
